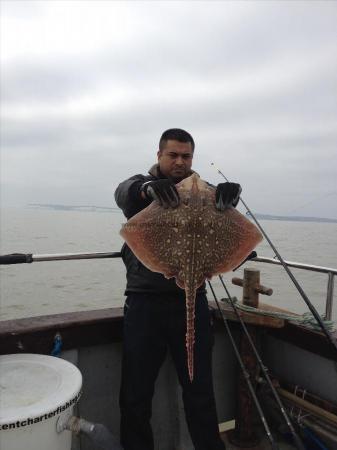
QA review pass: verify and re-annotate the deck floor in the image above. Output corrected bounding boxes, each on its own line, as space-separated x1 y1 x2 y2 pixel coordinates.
220 432 296 450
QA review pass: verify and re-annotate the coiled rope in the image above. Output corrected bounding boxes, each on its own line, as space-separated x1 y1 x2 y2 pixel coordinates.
222 297 336 332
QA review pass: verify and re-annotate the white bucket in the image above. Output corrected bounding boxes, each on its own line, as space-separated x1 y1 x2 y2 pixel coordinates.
0 353 82 450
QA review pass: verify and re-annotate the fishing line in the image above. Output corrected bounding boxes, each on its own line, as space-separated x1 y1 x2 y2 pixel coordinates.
285 191 336 216
211 163 337 353
207 280 279 450
218 275 306 450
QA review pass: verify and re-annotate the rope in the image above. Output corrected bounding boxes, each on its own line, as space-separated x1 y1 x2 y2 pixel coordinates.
222 297 336 332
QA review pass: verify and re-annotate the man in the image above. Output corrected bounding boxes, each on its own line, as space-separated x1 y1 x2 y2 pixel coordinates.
115 129 241 450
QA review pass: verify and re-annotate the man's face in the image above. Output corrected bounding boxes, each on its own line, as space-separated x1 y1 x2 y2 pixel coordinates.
157 140 193 182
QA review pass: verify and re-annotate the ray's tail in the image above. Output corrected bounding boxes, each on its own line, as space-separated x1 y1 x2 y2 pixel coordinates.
185 288 197 382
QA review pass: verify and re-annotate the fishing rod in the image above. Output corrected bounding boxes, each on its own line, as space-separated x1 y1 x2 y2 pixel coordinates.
218 275 306 450
211 163 337 353
207 280 279 450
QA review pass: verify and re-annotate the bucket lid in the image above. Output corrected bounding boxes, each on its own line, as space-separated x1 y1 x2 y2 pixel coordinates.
0 354 82 425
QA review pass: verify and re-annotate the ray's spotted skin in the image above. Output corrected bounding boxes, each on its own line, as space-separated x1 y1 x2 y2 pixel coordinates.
120 173 262 381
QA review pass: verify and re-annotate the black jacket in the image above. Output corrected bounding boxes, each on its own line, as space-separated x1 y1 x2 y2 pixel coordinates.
114 164 206 297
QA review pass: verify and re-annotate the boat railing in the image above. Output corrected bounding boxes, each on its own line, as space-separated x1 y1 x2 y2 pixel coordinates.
252 256 336 320
1 251 336 320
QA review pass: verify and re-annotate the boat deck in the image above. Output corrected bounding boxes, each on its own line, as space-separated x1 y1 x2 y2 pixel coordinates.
221 432 296 449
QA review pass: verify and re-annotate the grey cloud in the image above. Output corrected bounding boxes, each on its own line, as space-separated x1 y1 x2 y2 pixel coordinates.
2 1 44 19
1 2 337 218
2 58 95 102
4 2 336 104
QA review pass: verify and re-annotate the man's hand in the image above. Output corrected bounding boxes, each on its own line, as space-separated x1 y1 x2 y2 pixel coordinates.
215 182 242 211
141 180 180 208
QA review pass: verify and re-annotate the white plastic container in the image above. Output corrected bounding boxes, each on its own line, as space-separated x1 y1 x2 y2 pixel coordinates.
0 353 82 450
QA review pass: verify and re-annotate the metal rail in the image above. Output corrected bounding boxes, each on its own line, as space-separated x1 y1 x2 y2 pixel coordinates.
252 257 337 275
33 251 122 262
0 252 122 265
252 257 336 321
0 251 335 320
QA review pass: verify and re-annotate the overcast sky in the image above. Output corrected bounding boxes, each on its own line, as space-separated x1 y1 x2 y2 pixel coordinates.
1 1 337 218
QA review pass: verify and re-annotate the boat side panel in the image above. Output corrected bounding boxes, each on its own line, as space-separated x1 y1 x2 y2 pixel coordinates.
262 335 337 404
71 323 238 450
0 308 124 355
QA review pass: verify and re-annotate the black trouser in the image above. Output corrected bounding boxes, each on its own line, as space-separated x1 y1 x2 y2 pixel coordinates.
119 292 226 450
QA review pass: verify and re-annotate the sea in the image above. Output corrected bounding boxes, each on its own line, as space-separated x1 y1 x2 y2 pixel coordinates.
1 207 336 323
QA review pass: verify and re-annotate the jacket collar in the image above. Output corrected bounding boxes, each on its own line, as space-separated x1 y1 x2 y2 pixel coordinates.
148 163 196 179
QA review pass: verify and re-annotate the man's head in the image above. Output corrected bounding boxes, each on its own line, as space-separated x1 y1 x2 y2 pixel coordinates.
157 128 194 182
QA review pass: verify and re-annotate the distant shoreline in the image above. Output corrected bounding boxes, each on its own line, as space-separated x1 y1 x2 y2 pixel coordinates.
28 203 120 212
25 203 337 224
252 213 337 224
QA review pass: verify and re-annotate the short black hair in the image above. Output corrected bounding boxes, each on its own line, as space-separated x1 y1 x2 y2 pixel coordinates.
159 128 195 152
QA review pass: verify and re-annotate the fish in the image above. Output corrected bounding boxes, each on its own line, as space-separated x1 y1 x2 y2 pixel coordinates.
120 173 263 381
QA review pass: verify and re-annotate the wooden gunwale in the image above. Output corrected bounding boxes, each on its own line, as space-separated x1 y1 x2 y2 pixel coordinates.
0 304 336 361
0 307 124 355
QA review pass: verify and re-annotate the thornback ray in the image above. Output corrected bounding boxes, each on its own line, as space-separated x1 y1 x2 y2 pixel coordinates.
120 173 263 381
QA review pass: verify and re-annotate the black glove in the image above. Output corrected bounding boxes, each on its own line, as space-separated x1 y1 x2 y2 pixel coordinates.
215 182 241 211
141 179 180 208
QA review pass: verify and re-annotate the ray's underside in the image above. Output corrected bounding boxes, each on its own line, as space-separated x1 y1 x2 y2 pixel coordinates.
121 174 262 381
